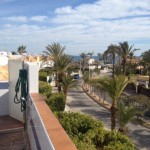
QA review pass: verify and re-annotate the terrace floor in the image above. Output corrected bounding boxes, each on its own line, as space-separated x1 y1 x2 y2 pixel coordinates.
0 115 30 150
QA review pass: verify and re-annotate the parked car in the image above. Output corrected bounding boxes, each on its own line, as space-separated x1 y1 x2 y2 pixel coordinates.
73 74 80 79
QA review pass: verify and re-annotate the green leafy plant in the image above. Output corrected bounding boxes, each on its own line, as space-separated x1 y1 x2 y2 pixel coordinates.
46 93 65 112
39 81 52 99
55 112 135 150
39 71 47 82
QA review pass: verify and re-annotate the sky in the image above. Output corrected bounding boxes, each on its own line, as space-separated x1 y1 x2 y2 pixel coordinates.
0 0 150 56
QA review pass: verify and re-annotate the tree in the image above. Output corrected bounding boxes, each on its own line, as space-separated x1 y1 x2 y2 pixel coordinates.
117 41 139 75
97 53 102 61
87 51 94 59
11 51 17 55
142 49 150 84
61 75 78 102
105 44 118 78
43 42 65 88
43 42 65 60
55 54 73 92
97 75 129 130
17 45 26 55
80 52 87 74
117 101 138 134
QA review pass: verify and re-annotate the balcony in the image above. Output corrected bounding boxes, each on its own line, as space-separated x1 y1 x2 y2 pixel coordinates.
0 60 77 150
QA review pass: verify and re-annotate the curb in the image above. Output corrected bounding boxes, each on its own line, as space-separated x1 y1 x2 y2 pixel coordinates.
82 84 111 111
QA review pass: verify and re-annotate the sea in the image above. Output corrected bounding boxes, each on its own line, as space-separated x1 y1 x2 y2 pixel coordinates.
72 56 99 61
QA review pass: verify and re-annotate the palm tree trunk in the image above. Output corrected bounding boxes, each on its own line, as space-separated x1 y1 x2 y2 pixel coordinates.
112 54 115 78
55 73 58 87
122 58 126 75
110 103 117 131
83 60 85 74
149 72 150 87
64 90 68 103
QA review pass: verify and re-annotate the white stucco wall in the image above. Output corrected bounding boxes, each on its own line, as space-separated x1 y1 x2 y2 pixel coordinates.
0 82 9 116
27 95 55 150
9 60 23 122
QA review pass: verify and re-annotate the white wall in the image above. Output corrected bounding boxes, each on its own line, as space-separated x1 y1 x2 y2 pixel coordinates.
9 60 23 122
27 95 55 150
0 82 9 116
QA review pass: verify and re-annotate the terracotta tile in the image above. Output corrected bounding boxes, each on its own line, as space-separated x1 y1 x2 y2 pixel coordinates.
31 93 77 150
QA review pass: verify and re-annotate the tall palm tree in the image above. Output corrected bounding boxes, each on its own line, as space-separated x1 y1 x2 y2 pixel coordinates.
87 51 94 59
18 45 26 55
105 44 118 77
55 54 73 92
117 41 139 75
129 52 134 63
80 52 87 74
97 53 102 62
61 75 78 102
43 42 65 87
98 75 129 130
142 49 150 84
43 42 65 60
117 101 138 134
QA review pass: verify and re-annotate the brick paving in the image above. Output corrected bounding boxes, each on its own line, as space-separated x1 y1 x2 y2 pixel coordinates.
0 115 25 150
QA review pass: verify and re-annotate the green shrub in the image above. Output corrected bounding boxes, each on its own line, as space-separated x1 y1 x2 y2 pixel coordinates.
46 93 65 112
39 81 52 99
104 141 134 150
39 71 47 82
55 112 135 150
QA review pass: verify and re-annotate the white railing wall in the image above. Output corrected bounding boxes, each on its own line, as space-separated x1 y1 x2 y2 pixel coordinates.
27 94 55 150
0 82 9 116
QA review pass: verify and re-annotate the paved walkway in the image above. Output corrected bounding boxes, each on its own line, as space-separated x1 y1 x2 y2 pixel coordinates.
66 79 150 150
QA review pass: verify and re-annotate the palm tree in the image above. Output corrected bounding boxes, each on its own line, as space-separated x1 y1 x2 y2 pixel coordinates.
97 53 102 62
89 80 105 101
18 45 26 55
129 52 134 63
43 42 65 87
43 42 65 60
61 75 78 102
117 101 138 134
82 72 89 90
142 49 150 84
80 52 87 74
117 41 139 75
55 54 73 92
98 75 129 130
105 44 118 77
87 51 94 59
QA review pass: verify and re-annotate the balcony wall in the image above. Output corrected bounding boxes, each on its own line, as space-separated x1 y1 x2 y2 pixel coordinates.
0 82 9 116
27 93 77 150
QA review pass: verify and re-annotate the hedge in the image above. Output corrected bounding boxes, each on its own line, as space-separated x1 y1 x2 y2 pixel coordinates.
46 92 65 112
55 112 135 150
39 81 52 99
39 71 47 82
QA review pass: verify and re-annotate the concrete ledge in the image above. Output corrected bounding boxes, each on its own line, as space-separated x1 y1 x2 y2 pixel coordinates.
30 93 77 150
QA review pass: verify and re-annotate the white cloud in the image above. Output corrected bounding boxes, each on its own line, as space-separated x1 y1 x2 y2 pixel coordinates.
30 16 48 22
3 16 28 22
0 0 150 55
